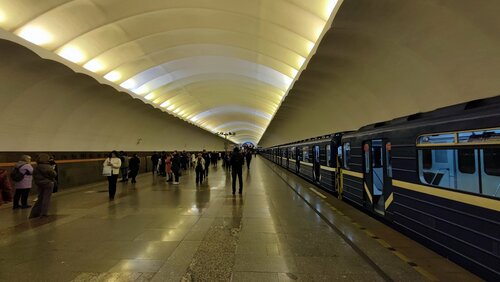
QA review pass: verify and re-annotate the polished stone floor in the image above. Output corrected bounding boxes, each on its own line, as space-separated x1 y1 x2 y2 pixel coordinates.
0 157 479 281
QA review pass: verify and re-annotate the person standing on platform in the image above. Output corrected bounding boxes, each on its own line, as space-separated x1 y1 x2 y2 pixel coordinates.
203 150 210 178
49 155 59 193
151 152 159 175
0 168 12 206
191 153 196 169
29 153 57 218
211 152 218 167
103 151 121 200
165 153 173 182
230 147 244 195
172 151 181 185
129 154 140 184
195 153 205 184
119 152 129 182
245 150 252 170
159 151 166 177
12 155 33 209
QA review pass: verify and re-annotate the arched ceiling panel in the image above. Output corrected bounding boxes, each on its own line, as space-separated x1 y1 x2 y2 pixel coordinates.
259 0 500 147
0 0 341 144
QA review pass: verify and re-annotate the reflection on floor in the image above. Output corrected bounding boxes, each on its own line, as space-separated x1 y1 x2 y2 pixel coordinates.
0 157 479 281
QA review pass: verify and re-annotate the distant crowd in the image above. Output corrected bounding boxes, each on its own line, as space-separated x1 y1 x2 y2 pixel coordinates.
0 147 257 220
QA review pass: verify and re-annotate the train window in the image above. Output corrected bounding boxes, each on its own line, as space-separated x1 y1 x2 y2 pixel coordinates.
291 147 296 159
458 149 475 174
458 129 500 144
303 146 309 162
418 149 479 194
343 143 350 169
481 148 500 198
483 148 499 176
326 145 331 167
417 133 455 145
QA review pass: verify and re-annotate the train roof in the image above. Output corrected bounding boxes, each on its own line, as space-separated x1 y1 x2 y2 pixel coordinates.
356 96 500 133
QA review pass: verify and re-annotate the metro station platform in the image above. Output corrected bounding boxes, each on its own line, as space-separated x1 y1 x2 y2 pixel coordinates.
0 157 479 282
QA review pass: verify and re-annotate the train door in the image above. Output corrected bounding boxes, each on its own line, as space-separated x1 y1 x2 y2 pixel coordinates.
313 145 321 182
363 139 392 215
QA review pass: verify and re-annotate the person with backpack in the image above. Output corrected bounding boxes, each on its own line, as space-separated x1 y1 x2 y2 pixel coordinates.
230 147 244 195
12 155 33 209
0 168 12 206
29 154 57 218
195 153 205 184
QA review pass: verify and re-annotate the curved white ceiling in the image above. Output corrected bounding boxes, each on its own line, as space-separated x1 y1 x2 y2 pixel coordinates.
0 0 341 144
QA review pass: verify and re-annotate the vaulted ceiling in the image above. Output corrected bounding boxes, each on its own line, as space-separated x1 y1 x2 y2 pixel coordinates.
0 0 341 144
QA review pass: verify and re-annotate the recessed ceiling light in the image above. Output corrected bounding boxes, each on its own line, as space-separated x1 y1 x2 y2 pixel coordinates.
0 10 6 23
120 79 136 90
17 26 52 46
145 93 155 100
84 59 105 72
104 71 121 82
58 46 85 63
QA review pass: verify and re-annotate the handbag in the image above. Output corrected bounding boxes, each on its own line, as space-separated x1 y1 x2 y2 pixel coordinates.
102 165 112 176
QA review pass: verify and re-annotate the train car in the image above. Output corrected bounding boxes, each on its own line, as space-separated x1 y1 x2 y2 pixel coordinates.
340 97 500 280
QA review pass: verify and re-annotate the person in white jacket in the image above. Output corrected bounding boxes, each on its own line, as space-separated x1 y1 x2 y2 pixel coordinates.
103 151 121 200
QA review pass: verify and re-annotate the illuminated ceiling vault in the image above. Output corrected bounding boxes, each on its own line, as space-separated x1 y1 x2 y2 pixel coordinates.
0 0 341 144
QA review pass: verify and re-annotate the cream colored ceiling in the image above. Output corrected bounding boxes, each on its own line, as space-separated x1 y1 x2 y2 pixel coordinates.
259 0 500 147
0 0 341 144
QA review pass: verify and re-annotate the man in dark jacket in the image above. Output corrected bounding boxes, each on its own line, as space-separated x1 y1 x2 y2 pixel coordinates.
245 150 252 170
171 151 181 184
129 154 140 183
29 153 57 218
230 147 244 195
151 152 159 175
202 150 210 178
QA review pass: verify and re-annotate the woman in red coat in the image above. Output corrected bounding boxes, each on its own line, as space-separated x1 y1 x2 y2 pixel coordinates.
165 153 173 182
0 168 13 206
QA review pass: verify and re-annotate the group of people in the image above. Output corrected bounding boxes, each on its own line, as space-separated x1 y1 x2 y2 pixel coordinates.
0 148 257 219
0 154 59 219
149 148 255 194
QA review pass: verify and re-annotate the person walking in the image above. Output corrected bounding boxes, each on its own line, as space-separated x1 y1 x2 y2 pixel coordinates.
165 153 173 182
12 155 33 209
191 153 196 169
211 152 218 167
29 154 57 218
0 168 12 206
151 152 159 175
245 150 253 170
230 147 244 195
203 150 210 178
49 155 59 193
159 151 166 177
195 153 205 184
103 151 121 200
171 151 181 185
129 154 140 183
119 152 129 182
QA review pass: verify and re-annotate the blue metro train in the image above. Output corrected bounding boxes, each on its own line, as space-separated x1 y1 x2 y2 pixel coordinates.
262 96 500 280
